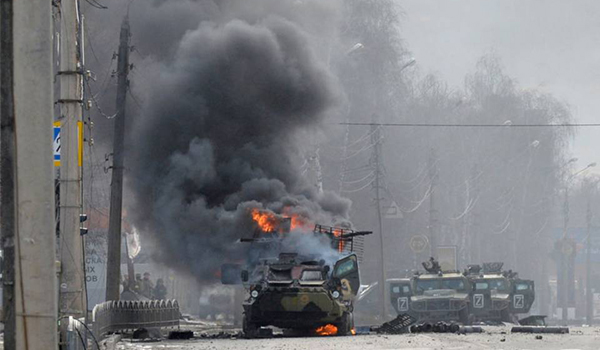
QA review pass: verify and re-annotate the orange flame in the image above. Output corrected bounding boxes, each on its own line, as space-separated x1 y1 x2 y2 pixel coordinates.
282 207 312 231
315 324 338 336
251 208 313 234
290 214 312 231
351 328 356 335
333 228 345 253
251 209 279 232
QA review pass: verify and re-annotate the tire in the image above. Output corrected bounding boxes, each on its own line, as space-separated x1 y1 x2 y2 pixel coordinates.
242 315 259 339
500 308 511 323
336 312 354 336
458 307 472 325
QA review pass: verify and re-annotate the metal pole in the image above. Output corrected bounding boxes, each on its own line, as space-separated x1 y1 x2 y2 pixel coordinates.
106 16 130 301
562 185 569 323
58 0 87 320
586 182 594 324
428 149 437 258
4 0 58 347
371 122 388 320
1 0 17 346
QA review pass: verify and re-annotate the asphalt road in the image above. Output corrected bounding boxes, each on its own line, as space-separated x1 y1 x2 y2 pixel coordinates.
116 326 600 350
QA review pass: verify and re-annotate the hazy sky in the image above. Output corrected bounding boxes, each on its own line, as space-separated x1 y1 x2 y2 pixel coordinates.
399 0 600 174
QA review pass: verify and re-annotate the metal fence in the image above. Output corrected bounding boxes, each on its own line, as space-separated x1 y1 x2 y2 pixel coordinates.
92 299 180 338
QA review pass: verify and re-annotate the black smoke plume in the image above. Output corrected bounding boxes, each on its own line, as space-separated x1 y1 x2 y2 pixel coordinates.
130 14 351 280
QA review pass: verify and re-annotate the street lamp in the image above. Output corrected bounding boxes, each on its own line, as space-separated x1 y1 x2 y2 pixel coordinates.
346 43 365 56
400 57 416 72
566 157 578 166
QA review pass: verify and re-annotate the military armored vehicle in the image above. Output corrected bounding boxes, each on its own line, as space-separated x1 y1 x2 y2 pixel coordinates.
389 278 412 315
241 252 359 337
464 263 535 323
223 223 370 337
464 263 512 322
390 260 536 325
506 274 535 317
390 258 471 324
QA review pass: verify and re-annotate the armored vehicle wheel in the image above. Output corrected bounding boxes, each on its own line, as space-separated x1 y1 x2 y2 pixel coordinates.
336 312 354 336
500 308 511 323
242 316 259 339
458 307 472 325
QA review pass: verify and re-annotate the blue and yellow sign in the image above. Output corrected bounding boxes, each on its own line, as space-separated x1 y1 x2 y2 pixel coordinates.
53 120 84 167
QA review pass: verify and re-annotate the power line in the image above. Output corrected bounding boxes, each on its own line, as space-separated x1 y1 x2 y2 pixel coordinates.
83 0 107 9
339 122 600 128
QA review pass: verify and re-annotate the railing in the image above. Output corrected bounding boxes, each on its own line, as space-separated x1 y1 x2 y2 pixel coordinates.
92 299 180 338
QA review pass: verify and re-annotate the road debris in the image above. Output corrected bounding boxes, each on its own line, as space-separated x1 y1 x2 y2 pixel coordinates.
372 314 416 334
511 326 569 334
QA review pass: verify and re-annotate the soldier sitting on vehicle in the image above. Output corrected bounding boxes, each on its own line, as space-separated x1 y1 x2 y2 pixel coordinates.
153 278 167 300
141 272 154 298
133 273 143 294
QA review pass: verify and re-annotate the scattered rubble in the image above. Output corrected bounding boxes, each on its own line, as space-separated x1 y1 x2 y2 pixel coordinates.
198 331 242 339
168 330 194 340
372 314 416 334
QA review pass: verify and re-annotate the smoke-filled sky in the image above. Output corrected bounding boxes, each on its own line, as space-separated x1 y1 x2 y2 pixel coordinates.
126 2 353 279
400 0 600 174
81 0 596 290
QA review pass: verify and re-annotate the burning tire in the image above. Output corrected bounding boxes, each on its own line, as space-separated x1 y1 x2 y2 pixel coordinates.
336 312 354 336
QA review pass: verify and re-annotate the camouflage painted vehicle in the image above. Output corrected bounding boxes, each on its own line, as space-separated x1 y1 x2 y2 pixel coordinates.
222 223 370 337
241 252 359 337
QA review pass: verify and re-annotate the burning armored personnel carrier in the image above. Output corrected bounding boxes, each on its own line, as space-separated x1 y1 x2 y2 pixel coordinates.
222 212 371 337
240 251 359 337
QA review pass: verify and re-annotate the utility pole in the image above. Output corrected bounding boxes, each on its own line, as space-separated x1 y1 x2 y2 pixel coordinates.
106 16 131 301
2 0 58 348
561 184 570 323
338 120 351 194
370 121 388 321
428 148 438 258
58 0 87 321
586 180 595 324
1 0 17 345
472 163 481 264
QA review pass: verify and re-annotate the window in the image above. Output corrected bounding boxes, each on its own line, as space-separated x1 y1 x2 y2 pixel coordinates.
441 278 465 291
300 270 323 281
416 280 439 292
268 269 291 281
515 283 529 291
334 259 356 277
392 285 410 294
475 282 489 290
488 279 508 291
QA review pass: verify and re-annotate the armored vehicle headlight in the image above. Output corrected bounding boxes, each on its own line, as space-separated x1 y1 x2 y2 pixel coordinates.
251 290 259 298
332 290 340 299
